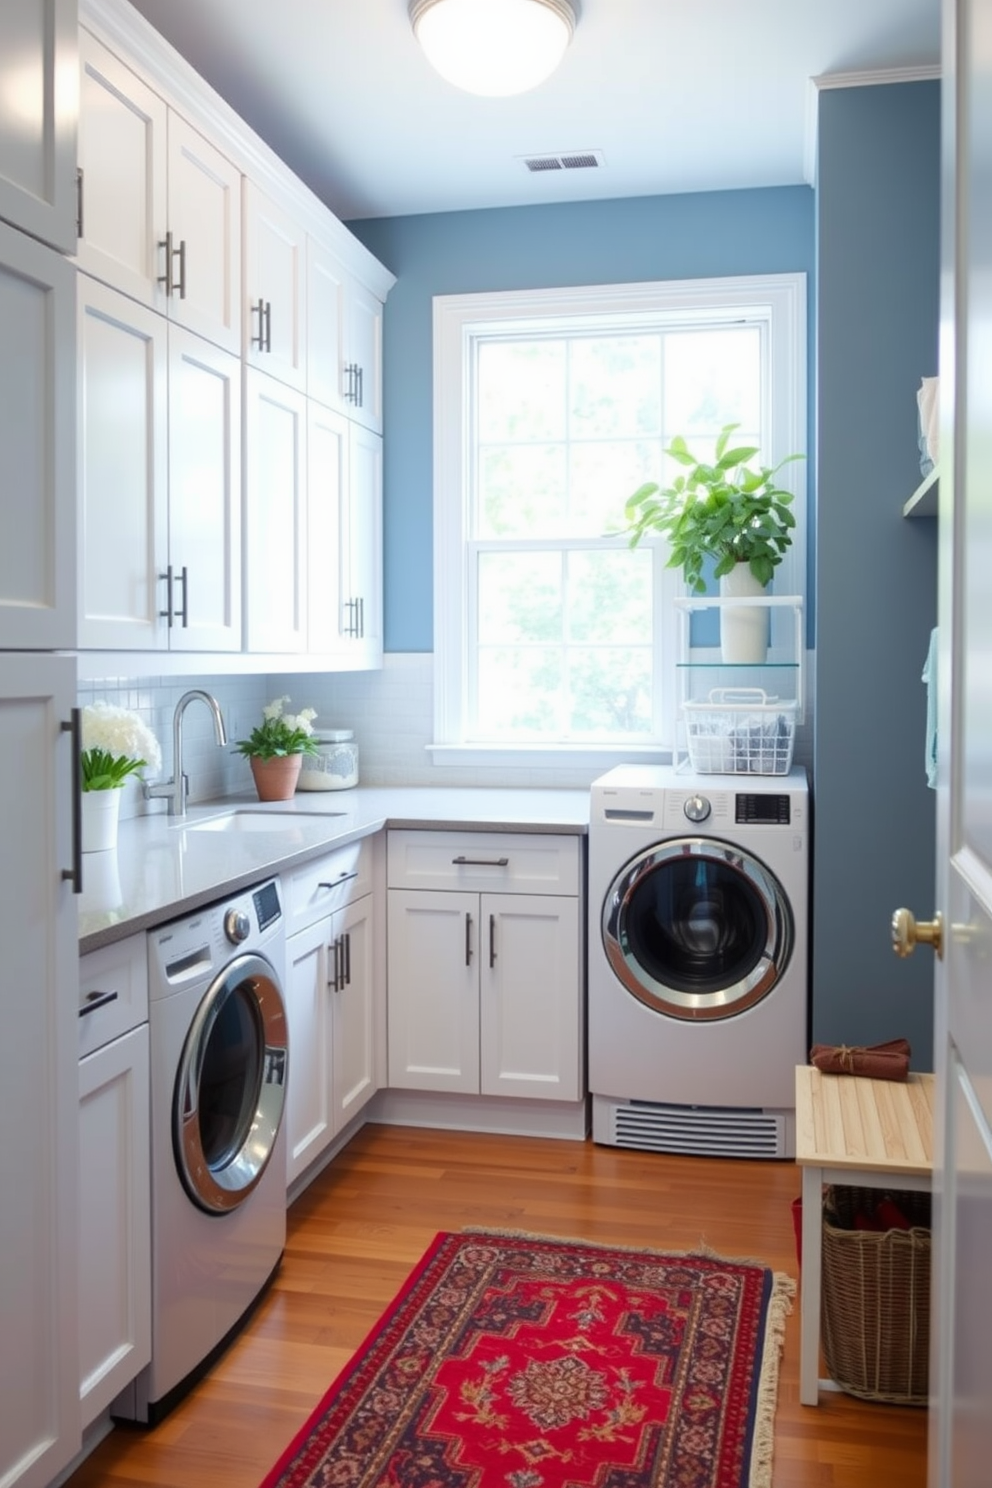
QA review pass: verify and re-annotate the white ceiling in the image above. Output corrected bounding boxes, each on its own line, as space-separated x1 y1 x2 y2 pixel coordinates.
125 0 941 222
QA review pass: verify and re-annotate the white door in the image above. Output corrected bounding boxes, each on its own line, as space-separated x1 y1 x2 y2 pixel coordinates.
307 400 349 657
243 367 307 653
0 654 80 1488
167 113 241 354
0 221 76 649
387 888 479 1093
929 2 992 1480
344 276 384 433
76 29 167 306
307 235 348 415
167 327 241 651
480 893 581 1101
244 181 306 391
284 915 334 1188
332 894 376 1130
0 0 77 254
343 422 383 666
77 275 169 650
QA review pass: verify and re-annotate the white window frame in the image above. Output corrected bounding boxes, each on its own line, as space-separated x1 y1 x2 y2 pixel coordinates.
430 273 807 769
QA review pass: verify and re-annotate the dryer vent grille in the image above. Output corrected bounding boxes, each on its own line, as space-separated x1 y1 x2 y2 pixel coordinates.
593 1097 792 1159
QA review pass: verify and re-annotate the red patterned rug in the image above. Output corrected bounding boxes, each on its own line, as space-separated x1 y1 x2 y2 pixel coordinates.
259 1231 794 1488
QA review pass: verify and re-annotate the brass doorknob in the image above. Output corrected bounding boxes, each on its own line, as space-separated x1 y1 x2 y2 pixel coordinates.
892 908 943 960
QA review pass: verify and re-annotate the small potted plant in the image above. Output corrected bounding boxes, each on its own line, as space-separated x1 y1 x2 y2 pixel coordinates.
234 697 319 801
81 702 162 852
622 423 803 661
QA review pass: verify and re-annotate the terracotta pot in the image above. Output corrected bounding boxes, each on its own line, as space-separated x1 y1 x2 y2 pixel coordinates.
249 754 303 802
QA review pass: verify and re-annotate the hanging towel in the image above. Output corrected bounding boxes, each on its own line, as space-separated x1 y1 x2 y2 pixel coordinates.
923 626 938 789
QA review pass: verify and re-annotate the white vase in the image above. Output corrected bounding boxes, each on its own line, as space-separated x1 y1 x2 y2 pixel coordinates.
719 563 769 663
81 788 121 853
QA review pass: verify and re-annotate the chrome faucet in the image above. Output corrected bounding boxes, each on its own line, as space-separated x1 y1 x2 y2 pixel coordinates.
144 689 228 817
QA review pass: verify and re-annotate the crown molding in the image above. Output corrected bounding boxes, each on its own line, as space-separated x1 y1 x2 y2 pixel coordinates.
803 65 942 185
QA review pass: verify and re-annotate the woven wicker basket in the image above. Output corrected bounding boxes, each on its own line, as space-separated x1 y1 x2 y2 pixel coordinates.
821 1186 932 1406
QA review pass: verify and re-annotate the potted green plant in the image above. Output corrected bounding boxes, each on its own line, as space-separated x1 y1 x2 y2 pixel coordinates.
234 696 320 800
622 423 803 661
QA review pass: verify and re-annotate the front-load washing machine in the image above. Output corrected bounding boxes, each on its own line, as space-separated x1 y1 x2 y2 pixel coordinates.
114 878 289 1424
588 765 808 1158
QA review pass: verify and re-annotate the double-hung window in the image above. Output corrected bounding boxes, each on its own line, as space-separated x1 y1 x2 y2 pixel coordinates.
431 274 805 767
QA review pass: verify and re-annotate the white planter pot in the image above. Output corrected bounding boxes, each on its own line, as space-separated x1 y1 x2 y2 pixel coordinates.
80 787 121 853
719 564 769 663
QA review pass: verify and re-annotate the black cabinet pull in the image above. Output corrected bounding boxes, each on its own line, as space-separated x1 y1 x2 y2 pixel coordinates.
79 989 119 1018
317 871 358 891
61 711 82 895
489 914 496 969
177 564 189 628
343 931 351 987
251 298 267 350
159 566 174 626
175 237 187 299
452 856 509 868
465 913 473 967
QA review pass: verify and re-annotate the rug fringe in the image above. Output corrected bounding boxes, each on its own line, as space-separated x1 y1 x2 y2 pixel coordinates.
748 1269 797 1488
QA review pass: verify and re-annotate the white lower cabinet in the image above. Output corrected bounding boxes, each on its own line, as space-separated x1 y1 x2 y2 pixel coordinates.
387 832 583 1102
282 841 377 1188
77 934 151 1429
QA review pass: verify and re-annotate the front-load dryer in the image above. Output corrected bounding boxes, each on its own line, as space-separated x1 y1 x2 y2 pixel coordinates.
588 765 809 1158
114 878 288 1424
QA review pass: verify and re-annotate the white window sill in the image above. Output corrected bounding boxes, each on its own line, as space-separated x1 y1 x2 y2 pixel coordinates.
426 743 674 771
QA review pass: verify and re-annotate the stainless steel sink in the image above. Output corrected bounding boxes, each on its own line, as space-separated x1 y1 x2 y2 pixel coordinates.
182 810 345 833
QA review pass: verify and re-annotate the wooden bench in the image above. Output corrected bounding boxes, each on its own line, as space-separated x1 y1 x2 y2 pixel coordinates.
794 1064 934 1405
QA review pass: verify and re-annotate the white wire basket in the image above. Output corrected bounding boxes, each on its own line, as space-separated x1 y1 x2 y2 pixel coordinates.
682 689 797 775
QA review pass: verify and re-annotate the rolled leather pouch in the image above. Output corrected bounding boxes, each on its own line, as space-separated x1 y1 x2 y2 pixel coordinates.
809 1037 911 1081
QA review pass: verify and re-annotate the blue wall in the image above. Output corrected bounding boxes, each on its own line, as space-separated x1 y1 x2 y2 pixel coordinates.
814 81 940 1063
348 188 815 653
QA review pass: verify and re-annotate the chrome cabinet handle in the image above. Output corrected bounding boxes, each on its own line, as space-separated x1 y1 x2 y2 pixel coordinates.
79 989 118 1018
159 566 174 626
61 711 82 894
175 237 187 300
452 856 509 867
158 230 175 295
76 167 84 239
251 298 267 350
358 596 364 638
177 564 189 628
329 937 340 992
263 300 272 352
465 913 473 967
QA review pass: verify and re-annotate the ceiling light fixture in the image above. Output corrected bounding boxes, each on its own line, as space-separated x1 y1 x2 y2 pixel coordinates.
409 0 577 98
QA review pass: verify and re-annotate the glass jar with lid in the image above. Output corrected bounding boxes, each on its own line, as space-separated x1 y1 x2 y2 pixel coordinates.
297 728 359 791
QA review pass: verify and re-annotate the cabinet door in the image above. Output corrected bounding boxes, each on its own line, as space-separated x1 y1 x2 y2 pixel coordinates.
77 275 168 649
344 276 383 434
76 30 167 307
167 112 241 354
0 654 80 1488
387 889 479 1094
78 1024 151 1428
244 367 307 652
0 221 76 648
167 327 241 651
480 894 582 1101
332 894 376 1131
343 423 383 666
0 0 77 254
307 399 348 656
307 235 347 415
284 915 334 1188
244 181 306 391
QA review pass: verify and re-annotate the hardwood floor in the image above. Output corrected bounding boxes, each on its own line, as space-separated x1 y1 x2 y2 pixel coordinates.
63 1123 927 1488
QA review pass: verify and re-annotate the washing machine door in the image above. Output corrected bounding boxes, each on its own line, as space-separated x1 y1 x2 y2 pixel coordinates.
602 837 793 1021
173 952 288 1214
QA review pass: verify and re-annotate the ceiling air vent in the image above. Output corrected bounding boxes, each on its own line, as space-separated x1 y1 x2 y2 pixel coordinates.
520 149 605 174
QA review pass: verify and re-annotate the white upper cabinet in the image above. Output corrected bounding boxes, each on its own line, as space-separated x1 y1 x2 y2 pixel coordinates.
307 236 384 433
308 405 383 668
78 275 240 651
76 29 241 354
0 0 78 255
244 367 307 653
0 221 76 650
244 180 306 392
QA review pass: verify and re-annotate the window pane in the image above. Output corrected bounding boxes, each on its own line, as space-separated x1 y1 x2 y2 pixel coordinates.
567 549 652 644
478 552 560 644
477 341 566 441
570 439 664 536
664 327 761 441
478 444 567 538
569 648 653 737
569 336 662 438
476 648 563 737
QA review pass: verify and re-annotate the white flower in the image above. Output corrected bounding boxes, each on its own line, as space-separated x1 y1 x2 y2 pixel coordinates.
82 703 163 773
282 706 317 735
262 696 290 722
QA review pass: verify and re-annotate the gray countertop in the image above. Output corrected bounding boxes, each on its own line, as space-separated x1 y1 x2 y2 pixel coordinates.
78 785 591 953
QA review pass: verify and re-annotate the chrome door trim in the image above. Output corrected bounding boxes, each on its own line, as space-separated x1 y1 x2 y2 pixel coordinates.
601 836 793 1021
173 951 288 1214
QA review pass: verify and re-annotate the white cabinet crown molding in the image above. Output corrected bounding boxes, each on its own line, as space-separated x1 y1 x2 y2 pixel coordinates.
77 0 395 301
